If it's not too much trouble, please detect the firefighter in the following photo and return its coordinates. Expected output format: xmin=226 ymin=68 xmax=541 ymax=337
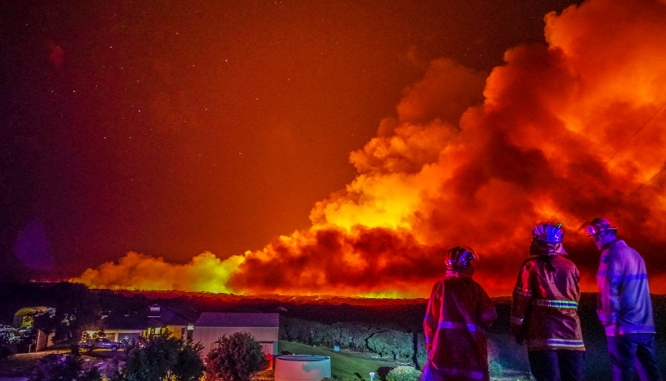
xmin=510 ymin=222 xmax=585 ymax=381
xmin=422 ymin=246 xmax=497 ymax=381
xmin=585 ymin=217 xmax=662 ymax=381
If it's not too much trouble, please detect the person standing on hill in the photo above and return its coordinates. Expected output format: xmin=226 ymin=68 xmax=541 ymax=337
xmin=584 ymin=217 xmax=662 ymax=381
xmin=510 ymin=222 xmax=585 ymax=381
xmin=422 ymin=246 xmax=498 ymax=381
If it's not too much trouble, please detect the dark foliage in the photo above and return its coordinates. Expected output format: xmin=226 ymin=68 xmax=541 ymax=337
xmin=0 ymin=323 xmax=38 ymax=357
xmin=28 ymin=353 xmax=102 ymax=381
xmin=32 ymin=282 xmax=101 ymax=355
xmin=367 ymin=330 xmax=412 ymax=361
xmin=205 ymin=331 xmax=267 ymax=381
xmin=110 ymin=333 xmax=204 ymax=381
xmin=0 ymin=344 xmax=15 ymax=360
xmin=281 ymin=318 xmax=379 ymax=351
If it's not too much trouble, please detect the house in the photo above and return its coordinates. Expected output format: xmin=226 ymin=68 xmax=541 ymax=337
xmin=193 ymin=312 xmax=279 ymax=360
xmin=13 ymin=306 xmax=53 ymax=329
xmin=144 ymin=304 xmax=196 ymax=341
xmin=85 ymin=304 xmax=197 ymax=344
xmin=13 ymin=306 xmax=55 ymax=351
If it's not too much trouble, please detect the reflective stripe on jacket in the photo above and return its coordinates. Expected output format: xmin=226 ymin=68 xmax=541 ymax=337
xmin=597 ymin=240 xmax=655 ymax=336
xmin=510 ymin=255 xmax=585 ymax=352
xmin=424 ymin=275 xmax=498 ymax=381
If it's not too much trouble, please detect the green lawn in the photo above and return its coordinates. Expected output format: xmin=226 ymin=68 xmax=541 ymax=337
xmin=3 ymin=342 xmax=404 ymax=380
xmin=278 ymin=341 xmax=403 ymax=381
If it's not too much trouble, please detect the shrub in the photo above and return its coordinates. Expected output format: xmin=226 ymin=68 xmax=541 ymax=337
xmin=0 ymin=344 xmax=15 ymax=360
xmin=414 ymin=333 xmax=427 ymax=369
xmin=113 ymin=333 xmax=204 ymax=381
xmin=0 ymin=324 xmax=36 ymax=357
xmin=366 ymin=330 xmax=412 ymax=361
xmin=28 ymin=353 xmax=102 ymax=381
xmin=205 ymin=331 xmax=267 ymax=381
xmin=488 ymin=360 xmax=503 ymax=378
xmin=386 ymin=366 xmax=421 ymax=381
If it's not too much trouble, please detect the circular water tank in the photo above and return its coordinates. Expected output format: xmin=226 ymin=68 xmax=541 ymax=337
xmin=274 ymin=354 xmax=331 ymax=381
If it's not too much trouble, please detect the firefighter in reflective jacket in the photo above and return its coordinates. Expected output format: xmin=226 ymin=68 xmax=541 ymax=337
xmin=585 ymin=217 xmax=662 ymax=381
xmin=511 ymin=222 xmax=585 ymax=381
xmin=423 ymin=246 xmax=498 ymax=381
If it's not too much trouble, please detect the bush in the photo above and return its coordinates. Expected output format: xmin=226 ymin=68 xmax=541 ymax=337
xmin=113 ymin=333 xmax=204 ymax=381
xmin=386 ymin=366 xmax=421 ymax=381
xmin=489 ymin=360 xmax=503 ymax=378
xmin=0 ymin=325 xmax=36 ymax=356
xmin=28 ymin=353 xmax=102 ymax=381
xmin=366 ymin=330 xmax=412 ymax=361
xmin=413 ymin=333 xmax=427 ymax=369
xmin=280 ymin=318 xmax=377 ymax=352
xmin=205 ymin=331 xmax=267 ymax=381
xmin=0 ymin=344 xmax=15 ymax=360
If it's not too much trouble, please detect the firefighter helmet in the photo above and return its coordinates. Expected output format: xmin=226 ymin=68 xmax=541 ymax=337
xmin=445 ymin=246 xmax=478 ymax=272
xmin=584 ymin=217 xmax=617 ymax=237
xmin=532 ymin=222 xmax=564 ymax=243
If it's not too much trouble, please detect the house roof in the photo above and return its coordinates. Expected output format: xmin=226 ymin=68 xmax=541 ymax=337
xmin=14 ymin=306 xmax=53 ymax=316
xmin=195 ymin=312 xmax=279 ymax=328
xmin=148 ymin=307 xmax=199 ymax=326
xmin=102 ymin=305 xmax=199 ymax=330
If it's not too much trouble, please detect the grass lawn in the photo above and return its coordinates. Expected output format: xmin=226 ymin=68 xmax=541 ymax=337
xmin=3 ymin=344 xmax=401 ymax=381
xmin=278 ymin=341 xmax=403 ymax=381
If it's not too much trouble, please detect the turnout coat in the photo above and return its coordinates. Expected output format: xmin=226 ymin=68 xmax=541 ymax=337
xmin=596 ymin=239 xmax=655 ymax=336
xmin=423 ymin=273 xmax=497 ymax=381
xmin=510 ymin=254 xmax=585 ymax=352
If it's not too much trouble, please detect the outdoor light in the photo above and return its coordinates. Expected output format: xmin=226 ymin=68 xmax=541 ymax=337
xmin=369 ymin=372 xmax=375 ymax=381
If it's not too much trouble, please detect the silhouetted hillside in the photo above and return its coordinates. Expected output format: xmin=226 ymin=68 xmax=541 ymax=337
xmin=3 ymin=282 xmax=666 ymax=340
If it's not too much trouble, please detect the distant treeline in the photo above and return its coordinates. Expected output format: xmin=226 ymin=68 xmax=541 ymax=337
xmin=280 ymin=316 xmax=427 ymax=366
xmin=3 ymin=283 xmax=666 ymax=357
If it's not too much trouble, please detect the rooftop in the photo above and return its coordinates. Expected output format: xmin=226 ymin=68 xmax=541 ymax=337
xmin=195 ymin=312 xmax=279 ymax=327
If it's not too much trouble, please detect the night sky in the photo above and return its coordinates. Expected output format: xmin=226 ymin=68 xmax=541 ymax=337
xmin=4 ymin=0 xmax=666 ymax=297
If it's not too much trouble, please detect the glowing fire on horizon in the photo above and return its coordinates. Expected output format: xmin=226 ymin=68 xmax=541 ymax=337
xmin=74 ymin=0 xmax=666 ymax=298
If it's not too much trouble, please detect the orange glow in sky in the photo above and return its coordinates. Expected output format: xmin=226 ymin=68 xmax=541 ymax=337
xmin=71 ymin=0 xmax=666 ymax=297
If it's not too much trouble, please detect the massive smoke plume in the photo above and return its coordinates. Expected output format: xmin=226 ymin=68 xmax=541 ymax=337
xmin=74 ymin=0 xmax=666 ymax=297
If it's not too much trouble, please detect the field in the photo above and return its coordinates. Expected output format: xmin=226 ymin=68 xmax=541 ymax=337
xmin=278 ymin=340 xmax=403 ymax=381
xmin=0 ymin=342 xmax=528 ymax=381
xmin=0 ymin=342 xmax=401 ymax=380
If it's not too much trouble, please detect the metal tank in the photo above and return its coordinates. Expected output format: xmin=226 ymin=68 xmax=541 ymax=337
xmin=274 ymin=354 xmax=332 ymax=381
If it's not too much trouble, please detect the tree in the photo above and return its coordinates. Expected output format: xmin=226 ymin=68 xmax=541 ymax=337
xmin=367 ymin=330 xmax=412 ymax=361
xmin=113 ymin=332 xmax=204 ymax=381
xmin=173 ymin=339 xmax=206 ymax=381
xmin=28 ymin=353 xmax=102 ymax=381
xmin=0 ymin=325 xmax=35 ymax=359
xmin=205 ymin=331 xmax=267 ymax=381
xmin=33 ymin=282 xmax=101 ymax=356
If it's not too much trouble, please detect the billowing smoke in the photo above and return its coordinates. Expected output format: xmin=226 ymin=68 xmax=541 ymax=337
xmin=75 ymin=252 xmax=243 ymax=293
xmin=74 ymin=0 xmax=666 ymax=297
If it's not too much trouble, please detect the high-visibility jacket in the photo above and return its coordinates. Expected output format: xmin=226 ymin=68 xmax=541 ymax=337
xmin=510 ymin=255 xmax=585 ymax=352
xmin=597 ymin=239 xmax=655 ymax=336
xmin=423 ymin=273 xmax=497 ymax=381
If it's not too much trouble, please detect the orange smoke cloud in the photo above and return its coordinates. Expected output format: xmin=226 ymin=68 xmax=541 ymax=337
xmin=75 ymin=252 xmax=243 ymax=293
xmin=74 ymin=0 xmax=666 ymax=297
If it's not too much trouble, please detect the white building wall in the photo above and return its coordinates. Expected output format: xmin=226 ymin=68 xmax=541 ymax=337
xmin=193 ymin=326 xmax=279 ymax=356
